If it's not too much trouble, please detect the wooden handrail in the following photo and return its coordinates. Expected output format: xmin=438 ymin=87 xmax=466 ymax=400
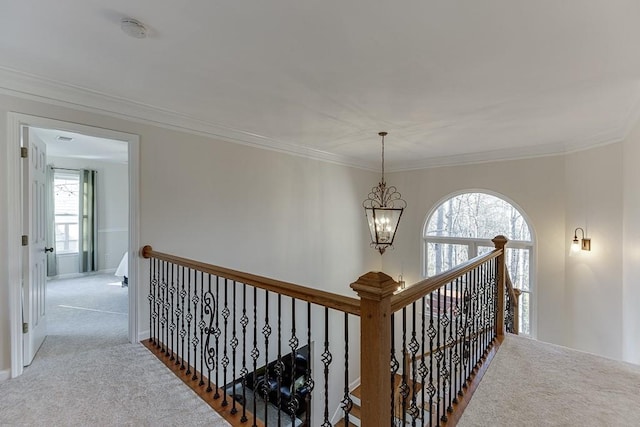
xmin=141 ymin=245 xmax=361 ymax=316
xmin=390 ymin=249 xmax=503 ymax=313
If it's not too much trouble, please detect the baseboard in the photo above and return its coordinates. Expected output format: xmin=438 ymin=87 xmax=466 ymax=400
xmin=48 ymin=270 xmax=117 ymax=280
xmin=0 ymin=369 xmax=10 ymax=382
xmin=138 ymin=329 xmax=150 ymax=342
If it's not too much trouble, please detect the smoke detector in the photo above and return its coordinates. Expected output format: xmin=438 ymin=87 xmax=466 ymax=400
xmin=121 ymin=18 xmax=147 ymax=39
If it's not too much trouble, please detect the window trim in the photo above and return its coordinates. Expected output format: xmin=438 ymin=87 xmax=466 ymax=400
xmin=53 ymin=169 xmax=80 ymax=255
xmin=421 ymin=189 xmax=537 ymax=337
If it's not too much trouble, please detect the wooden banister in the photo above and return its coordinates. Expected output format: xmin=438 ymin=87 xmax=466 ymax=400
xmin=140 ymin=245 xmax=360 ymax=316
xmin=350 ymin=271 xmax=398 ymax=427
xmin=390 ymin=249 xmax=502 ymax=312
xmin=142 ymin=236 xmax=510 ymax=427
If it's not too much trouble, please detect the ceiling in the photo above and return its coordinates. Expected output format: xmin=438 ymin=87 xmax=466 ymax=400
xmin=31 ymin=127 xmax=128 ymax=164
xmin=2 ymin=1 xmax=640 ymax=171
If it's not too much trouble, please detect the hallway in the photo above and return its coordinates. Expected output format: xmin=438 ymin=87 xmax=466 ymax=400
xmin=0 ymin=274 xmax=228 ymax=426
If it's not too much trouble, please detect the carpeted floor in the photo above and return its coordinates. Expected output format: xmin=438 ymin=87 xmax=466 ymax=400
xmin=6 ymin=275 xmax=639 ymax=426
xmin=459 ymin=334 xmax=640 ymax=427
xmin=0 ymin=273 xmax=229 ymax=426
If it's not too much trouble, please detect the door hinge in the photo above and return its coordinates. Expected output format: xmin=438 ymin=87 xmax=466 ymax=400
xmin=23 ymin=323 xmax=29 ymax=334
xmin=21 ymin=235 xmax=28 ymax=246
xmin=20 ymin=147 xmax=28 ymax=158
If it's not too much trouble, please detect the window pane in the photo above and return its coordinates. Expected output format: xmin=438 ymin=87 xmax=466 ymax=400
xmin=426 ymin=243 xmax=469 ymax=276
xmin=519 ymin=291 xmax=531 ymax=335
xmin=507 ymin=248 xmax=530 ymax=291
xmin=478 ymin=246 xmax=493 ymax=256
xmin=425 ymin=193 xmax=531 ymax=241
xmin=53 ymin=170 xmax=80 ymax=254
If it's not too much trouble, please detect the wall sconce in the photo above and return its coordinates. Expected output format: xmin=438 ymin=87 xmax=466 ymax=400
xmin=397 ymin=274 xmax=406 ymax=291
xmin=572 ymin=227 xmax=591 ymax=252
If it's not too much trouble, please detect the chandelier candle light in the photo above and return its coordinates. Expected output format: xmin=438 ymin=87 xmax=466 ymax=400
xmin=363 ymin=132 xmax=407 ymax=255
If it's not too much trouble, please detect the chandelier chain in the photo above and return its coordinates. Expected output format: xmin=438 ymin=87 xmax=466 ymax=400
xmin=379 ymin=131 xmax=387 ymax=183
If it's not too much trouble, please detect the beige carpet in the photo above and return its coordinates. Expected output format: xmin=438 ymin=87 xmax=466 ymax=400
xmin=459 ymin=334 xmax=640 ymax=427
xmin=0 ymin=274 xmax=229 ymax=426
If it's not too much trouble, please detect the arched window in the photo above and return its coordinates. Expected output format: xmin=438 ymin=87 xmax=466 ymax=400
xmin=423 ymin=192 xmax=534 ymax=335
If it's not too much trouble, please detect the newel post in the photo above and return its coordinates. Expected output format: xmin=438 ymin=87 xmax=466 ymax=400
xmin=350 ymin=272 xmax=397 ymax=427
xmin=492 ymin=235 xmax=508 ymax=337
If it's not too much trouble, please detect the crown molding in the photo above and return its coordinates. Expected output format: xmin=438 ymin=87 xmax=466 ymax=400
xmin=1 ymin=66 xmax=637 ymax=173
xmin=391 ymin=125 xmax=630 ymax=172
xmin=0 ymin=66 xmax=377 ymax=171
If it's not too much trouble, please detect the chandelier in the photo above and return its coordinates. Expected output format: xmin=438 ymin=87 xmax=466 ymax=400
xmin=363 ymin=132 xmax=406 ymax=254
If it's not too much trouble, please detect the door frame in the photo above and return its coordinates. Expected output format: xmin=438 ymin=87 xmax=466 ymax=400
xmin=7 ymin=113 xmax=140 ymax=378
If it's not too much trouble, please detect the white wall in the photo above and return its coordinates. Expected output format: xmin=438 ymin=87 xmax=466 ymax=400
xmin=384 ymin=156 xmax=568 ymax=347
xmin=47 ymin=156 xmax=129 ymax=274
xmin=623 ymin=119 xmax=640 ymax=364
xmin=0 ymin=92 xmax=379 ymax=376
xmin=2 ymin=89 xmax=639 ymax=378
xmin=564 ymin=144 xmax=624 ymax=359
xmin=385 ymin=142 xmax=640 ymax=362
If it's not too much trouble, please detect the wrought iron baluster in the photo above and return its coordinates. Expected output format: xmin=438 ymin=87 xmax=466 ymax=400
xmin=390 ymin=313 xmax=399 ymax=427
xmin=288 ymin=298 xmax=299 ymax=424
xmin=276 ymin=294 xmax=283 ymax=425
xmin=251 ymin=286 xmax=259 ymax=427
xmin=438 ymin=284 xmax=451 ymax=422
xmin=198 ymin=271 xmax=205 ymax=385
xmin=147 ymin=258 xmax=157 ymax=344
xmin=427 ymin=292 xmax=436 ymax=427
xmin=479 ymin=264 xmax=485 ymax=359
xmin=240 ymin=283 xmax=249 ymax=423
xmin=484 ymin=263 xmax=491 ymax=352
xmin=321 ymin=307 xmax=332 ymax=427
xmin=462 ymin=272 xmax=471 ymax=388
xmin=446 ymin=280 xmax=454 ymax=414
xmin=180 ymin=266 xmax=187 ymax=370
xmin=341 ymin=313 xmax=352 ymax=426
xmin=169 ymin=263 xmax=176 ymax=361
xmin=262 ymin=291 xmax=271 ymax=426
xmin=221 ymin=278 xmax=230 ymax=405
xmin=455 ymin=276 xmax=464 ymax=402
xmin=190 ymin=270 xmax=200 ymax=381
xmin=400 ymin=307 xmax=408 ymax=425
xmin=230 ymin=280 xmax=239 ymax=415
xmin=160 ymin=260 xmax=167 ymax=354
xmin=408 ymin=302 xmax=420 ymax=425
xmin=186 ymin=268 xmax=193 ymax=376
xmin=483 ymin=263 xmax=490 ymax=357
xmin=419 ymin=296 xmax=428 ymax=425
xmin=435 ymin=288 xmax=446 ymax=421
xmin=214 ymin=277 xmax=221 ymax=399
xmin=472 ymin=269 xmax=482 ymax=372
xmin=304 ymin=301 xmax=313 ymax=427
xmin=204 ymin=274 xmax=215 ymax=393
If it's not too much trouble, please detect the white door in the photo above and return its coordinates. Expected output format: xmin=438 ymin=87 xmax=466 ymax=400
xmin=22 ymin=126 xmax=48 ymax=365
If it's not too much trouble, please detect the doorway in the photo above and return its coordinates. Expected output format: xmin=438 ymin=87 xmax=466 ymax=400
xmin=7 ymin=113 xmax=140 ymax=377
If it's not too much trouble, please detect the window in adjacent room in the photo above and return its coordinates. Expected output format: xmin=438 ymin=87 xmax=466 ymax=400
xmin=423 ymin=191 xmax=534 ymax=336
xmin=53 ymin=170 xmax=80 ymax=254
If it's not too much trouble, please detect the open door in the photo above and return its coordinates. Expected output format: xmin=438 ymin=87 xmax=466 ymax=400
xmin=22 ymin=125 xmax=48 ymax=365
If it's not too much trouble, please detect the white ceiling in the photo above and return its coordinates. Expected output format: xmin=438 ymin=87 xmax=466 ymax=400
xmin=31 ymin=127 xmax=128 ymax=164
xmin=2 ymin=1 xmax=640 ymax=171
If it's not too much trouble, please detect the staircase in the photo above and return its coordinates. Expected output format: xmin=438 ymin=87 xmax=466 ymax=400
xmin=335 ymin=374 xmax=424 ymax=426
